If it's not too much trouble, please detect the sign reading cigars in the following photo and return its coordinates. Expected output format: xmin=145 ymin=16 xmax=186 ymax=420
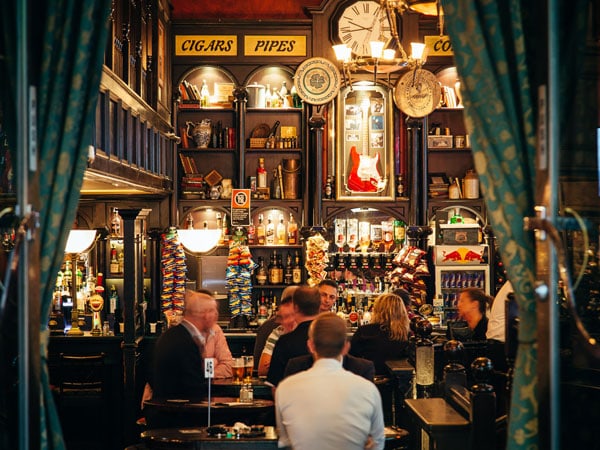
xmin=175 ymin=35 xmax=306 ymax=57
xmin=175 ymin=35 xmax=237 ymax=56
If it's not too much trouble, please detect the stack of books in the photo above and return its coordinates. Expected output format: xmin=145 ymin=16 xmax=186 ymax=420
xmin=429 ymin=175 xmax=450 ymax=198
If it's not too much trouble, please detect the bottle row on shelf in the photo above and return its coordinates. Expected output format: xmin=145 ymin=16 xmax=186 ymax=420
xmin=332 ymin=217 xmax=406 ymax=253
xmin=254 ymin=250 xmax=303 ymax=286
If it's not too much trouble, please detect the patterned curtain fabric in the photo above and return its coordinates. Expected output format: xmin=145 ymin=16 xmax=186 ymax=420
xmin=35 ymin=1 xmax=111 ymax=448
xmin=441 ymin=0 xmax=538 ymax=447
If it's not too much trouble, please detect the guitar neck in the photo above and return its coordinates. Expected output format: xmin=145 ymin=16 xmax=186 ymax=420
xmin=362 ymin=106 xmax=369 ymax=156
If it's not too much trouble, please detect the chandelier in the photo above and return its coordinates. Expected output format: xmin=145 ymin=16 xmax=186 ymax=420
xmin=332 ymin=0 xmax=442 ymax=86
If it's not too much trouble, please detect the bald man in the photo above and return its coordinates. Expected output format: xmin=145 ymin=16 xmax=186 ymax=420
xmin=185 ymin=289 xmax=233 ymax=378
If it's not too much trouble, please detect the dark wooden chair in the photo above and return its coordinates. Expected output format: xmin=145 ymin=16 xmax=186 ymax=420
xmin=55 ymin=353 xmax=108 ymax=450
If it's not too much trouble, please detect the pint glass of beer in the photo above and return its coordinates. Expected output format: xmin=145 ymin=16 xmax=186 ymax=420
xmin=233 ymin=358 xmax=245 ymax=383
xmin=243 ymin=356 xmax=254 ymax=382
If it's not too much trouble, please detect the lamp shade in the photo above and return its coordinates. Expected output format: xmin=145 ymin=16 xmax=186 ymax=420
xmin=177 ymin=229 xmax=221 ymax=254
xmin=64 ymin=230 xmax=97 ymax=254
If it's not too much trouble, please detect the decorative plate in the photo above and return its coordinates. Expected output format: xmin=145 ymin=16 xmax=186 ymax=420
xmin=394 ymin=69 xmax=442 ymax=118
xmin=293 ymin=57 xmax=341 ymax=105
xmin=204 ymin=169 xmax=223 ymax=187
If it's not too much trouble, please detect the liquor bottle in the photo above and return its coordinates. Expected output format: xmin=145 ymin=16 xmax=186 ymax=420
xmin=109 ymin=285 xmax=119 ymax=314
xmin=110 ymin=245 xmax=119 ymax=273
xmin=393 ymin=219 xmax=406 ymax=249
xmin=292 ymin=251 xmax=302 ymax=284
xmin=255 ymin=256 xmax=268 ymax=286
xmin=257 ymin=158 xmax=267 ymax=188
xmin=118 ymin=250 xmax=124 ymax=273
xmin=110 ymin=207 xmax=121 ymax=237
xmin=200 ymin=79 xmax=210 ymax=107
xmin=287 ymin=213 xmax=298 ymax=245
xmin=276 ymin=252 xmax=284 ymax=285
xmin=257 ymin=296 xmax=268 ymax=325
xmin=265 ymin=84 xmax=272 ymax=108
xmin=346 ymin=218 xmax=358 ymax=253
xmin=266 ymin=214 xmax=275 ymax=245
xmin=277 ymin=214 xmax=286 ymax=245
xmin=284 ymin=252 xmax=293 ymax=285
xmin=222 ymin=214 xmax=230 ymax=245
xmin=271 ymin=169 xmax=281 ymax=199
xmin=256 ymin=214 xmax=266 ymax=245
xmin=268 ymin=251 xmax=278 ymax=284
xmin=247 ymin=218 xmax=256 ymax=245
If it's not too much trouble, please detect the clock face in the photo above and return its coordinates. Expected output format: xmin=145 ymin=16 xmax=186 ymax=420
xmin=337 ymin=0 xmax=392 ymax=57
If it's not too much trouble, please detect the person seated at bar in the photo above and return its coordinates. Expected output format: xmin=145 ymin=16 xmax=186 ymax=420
xmin=318 ymin=279 xmax=338 ymax=313
xmin=257 ymin=287 xmax=298 ymax=377
xmin=349 ymin=291 xmax=411 ymax=376
xmin=283 ymin=349 xmax=375 ymax=382
xmin=266 ymin=286 xmax=321 ymax=388
xmin=142 ymin=289 xmax=233 ymax=404
xmin=150 ymin=291 xmax=209 ymax=400
xmin=275 ymin=312 xmax=385 ymax=450
xmin=447 ymin=287 xmax=492 ymax=341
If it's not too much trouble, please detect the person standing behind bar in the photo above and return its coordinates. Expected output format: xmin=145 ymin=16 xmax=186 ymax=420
xmin=276 ymin=312 xmax=385 ymax=450
xmin=266 ymin=286 xmax=321 ymax=388
xmin=448 ymin=287 xmax=491 ymax=341
xmin=318 ymin=279 xmax=338 ymax=313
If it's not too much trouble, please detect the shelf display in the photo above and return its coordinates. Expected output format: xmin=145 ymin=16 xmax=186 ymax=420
xmin=336 ymin=84 xmax=395 ymax=200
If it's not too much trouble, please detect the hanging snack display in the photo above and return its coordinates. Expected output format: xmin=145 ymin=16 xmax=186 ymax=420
xmin=304 ymin=233 xmax=329 ymax=286
xmin=388 ymin=245 xmax=431 ymax=305
xmin=226 ymin=243 xmax=258 ymax=318
xmin=160 ymin=228 xmax=188 ymax=316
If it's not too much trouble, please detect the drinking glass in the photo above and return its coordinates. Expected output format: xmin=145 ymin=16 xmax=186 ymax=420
xmin=382 ymin=220 xmax=394 ymax=253
xmin=334 ymin=218 xmax=346 ymax=252
xmin=358 ymin=221 xmax=370 ymax=253
xmin=233 ymin=357 xmax=245 ymax=383
xmin=346 ymin=219 xmax=358 ymax=253
xmin=243 ymin=355 xmax=254 ymax=382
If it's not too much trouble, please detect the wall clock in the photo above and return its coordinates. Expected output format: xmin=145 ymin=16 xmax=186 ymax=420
xmin=330 ymin=0 xmax=392 ymax=57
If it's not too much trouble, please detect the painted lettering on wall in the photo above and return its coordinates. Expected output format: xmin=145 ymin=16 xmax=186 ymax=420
xmin=244 ymin=36 xmax=306 ymax=56
xmin=424 ymin=35 xmax=453 ymax=56
xmin=175 ymin=35 xmax=237 ymax=56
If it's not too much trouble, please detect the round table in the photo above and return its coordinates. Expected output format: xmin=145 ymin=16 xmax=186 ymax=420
xmin=143 ymin=397 xmax=275 ymax=429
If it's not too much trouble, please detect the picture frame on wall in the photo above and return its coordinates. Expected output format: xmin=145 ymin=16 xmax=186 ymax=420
xmin=335 ymin=84 xmax=395 ymax=201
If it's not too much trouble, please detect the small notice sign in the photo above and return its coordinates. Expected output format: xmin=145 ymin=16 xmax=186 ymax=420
xmin=231 ymin=189 xmax=251 ymax=226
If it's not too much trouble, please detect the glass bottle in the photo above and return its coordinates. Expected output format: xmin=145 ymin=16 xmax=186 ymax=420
xmin=110 ymin=208 xmax=121 ymax=237
xmin=287 ymin=213 xmax=298 ymax=245
xmin=284 ymin=252 xmax=293 ymax=285
xmin=393 ymin=219 xmax=406 ymax=249
xmin=276 ymin=253 xmax=284 ymax=284
xmin=266 ymin=214 xmax=275 ymax=245
xmin=268 ymin=251 xmax=278 ymax=284
xmin=110 ymin=245 xmax=119 ymax=274
xmin=271 ymin=169 xmax=281 ymax=199
xmin=255 ymin=256 xmax=268 ymax=286
xmin=200 ymin=79 xmax=210 ymax=107
xmin=109 ymin=285 xmax=119 ymax=314
xmin=358 ymin=221 xmax=371 ymax=253
xmin=334 ymin=218 xmax=346 ymax=252
xmin=292 ymin=251 xmax=302 ymax=284
xmin=247 ymin=218 xmax=256 ymax=245
xmin=256 ymin=214 xmax=266 ymax=245
xmin=370 ymin=224 xmax=383 ymax=252
xmin=277 ymin=214 xmax=286 ymax=245
xmin=346 ymin=218 xmax=358 ymax=253
xmin=257 ymin=158 xmax=267 ymax=188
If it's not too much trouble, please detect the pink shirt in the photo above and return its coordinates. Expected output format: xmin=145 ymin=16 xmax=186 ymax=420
xmin=199 ymin=324 xmax=233 ymax=378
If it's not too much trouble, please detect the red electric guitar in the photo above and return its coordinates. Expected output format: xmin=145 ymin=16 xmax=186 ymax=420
xmin=347 ymin=105 xmax=382 ymax=192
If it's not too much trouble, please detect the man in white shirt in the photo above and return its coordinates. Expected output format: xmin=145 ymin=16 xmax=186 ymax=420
xmin=487 ymin=281 xmax=512 ymax=342
xmin=275 ymin=312 xmax=385 ymax=450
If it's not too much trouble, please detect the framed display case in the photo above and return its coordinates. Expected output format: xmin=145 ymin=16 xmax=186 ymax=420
xmin=336 ymin=84 xmax=395 ymax=201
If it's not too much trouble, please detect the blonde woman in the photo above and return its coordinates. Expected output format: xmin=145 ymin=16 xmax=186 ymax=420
xmin=349 ymin=291 xmax=411 ymax=375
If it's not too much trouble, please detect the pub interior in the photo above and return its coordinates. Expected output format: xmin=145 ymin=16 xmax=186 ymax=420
xmin=0 ymin=0 xmax=599 ymax=449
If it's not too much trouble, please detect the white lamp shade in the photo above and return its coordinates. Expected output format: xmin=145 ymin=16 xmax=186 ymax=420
xmin=64 ymin=230 xmax=97 ymax=254
xmin=370 ymin=40 xmax=385 ymax=59
xmin=333 ymin=44 xmax=351 ymax=62
xmin=410 ymin=42 xmax=426 ymax=61
xmin=178 ymin=229 xmax=221 ymax=254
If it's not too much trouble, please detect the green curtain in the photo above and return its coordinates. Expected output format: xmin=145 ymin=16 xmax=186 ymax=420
xmin=441 ymin=0 xmax=538 ymax=447
xmin=35 ymin=1 xmax=111 ymax=448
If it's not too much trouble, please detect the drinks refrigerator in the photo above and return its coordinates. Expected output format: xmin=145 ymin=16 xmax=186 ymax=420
xmin=433 ymin=244 xmax=490 ymax=322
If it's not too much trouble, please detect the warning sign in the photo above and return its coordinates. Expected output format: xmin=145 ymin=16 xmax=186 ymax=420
xmin=231 ymin=189 xmax=251 ymax=226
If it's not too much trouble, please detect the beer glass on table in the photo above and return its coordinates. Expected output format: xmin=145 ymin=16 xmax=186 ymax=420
xmin=233 ymin=357 xmax=245 ymax=383
xmin=243 ymin=355 xmax=254 ymax=382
